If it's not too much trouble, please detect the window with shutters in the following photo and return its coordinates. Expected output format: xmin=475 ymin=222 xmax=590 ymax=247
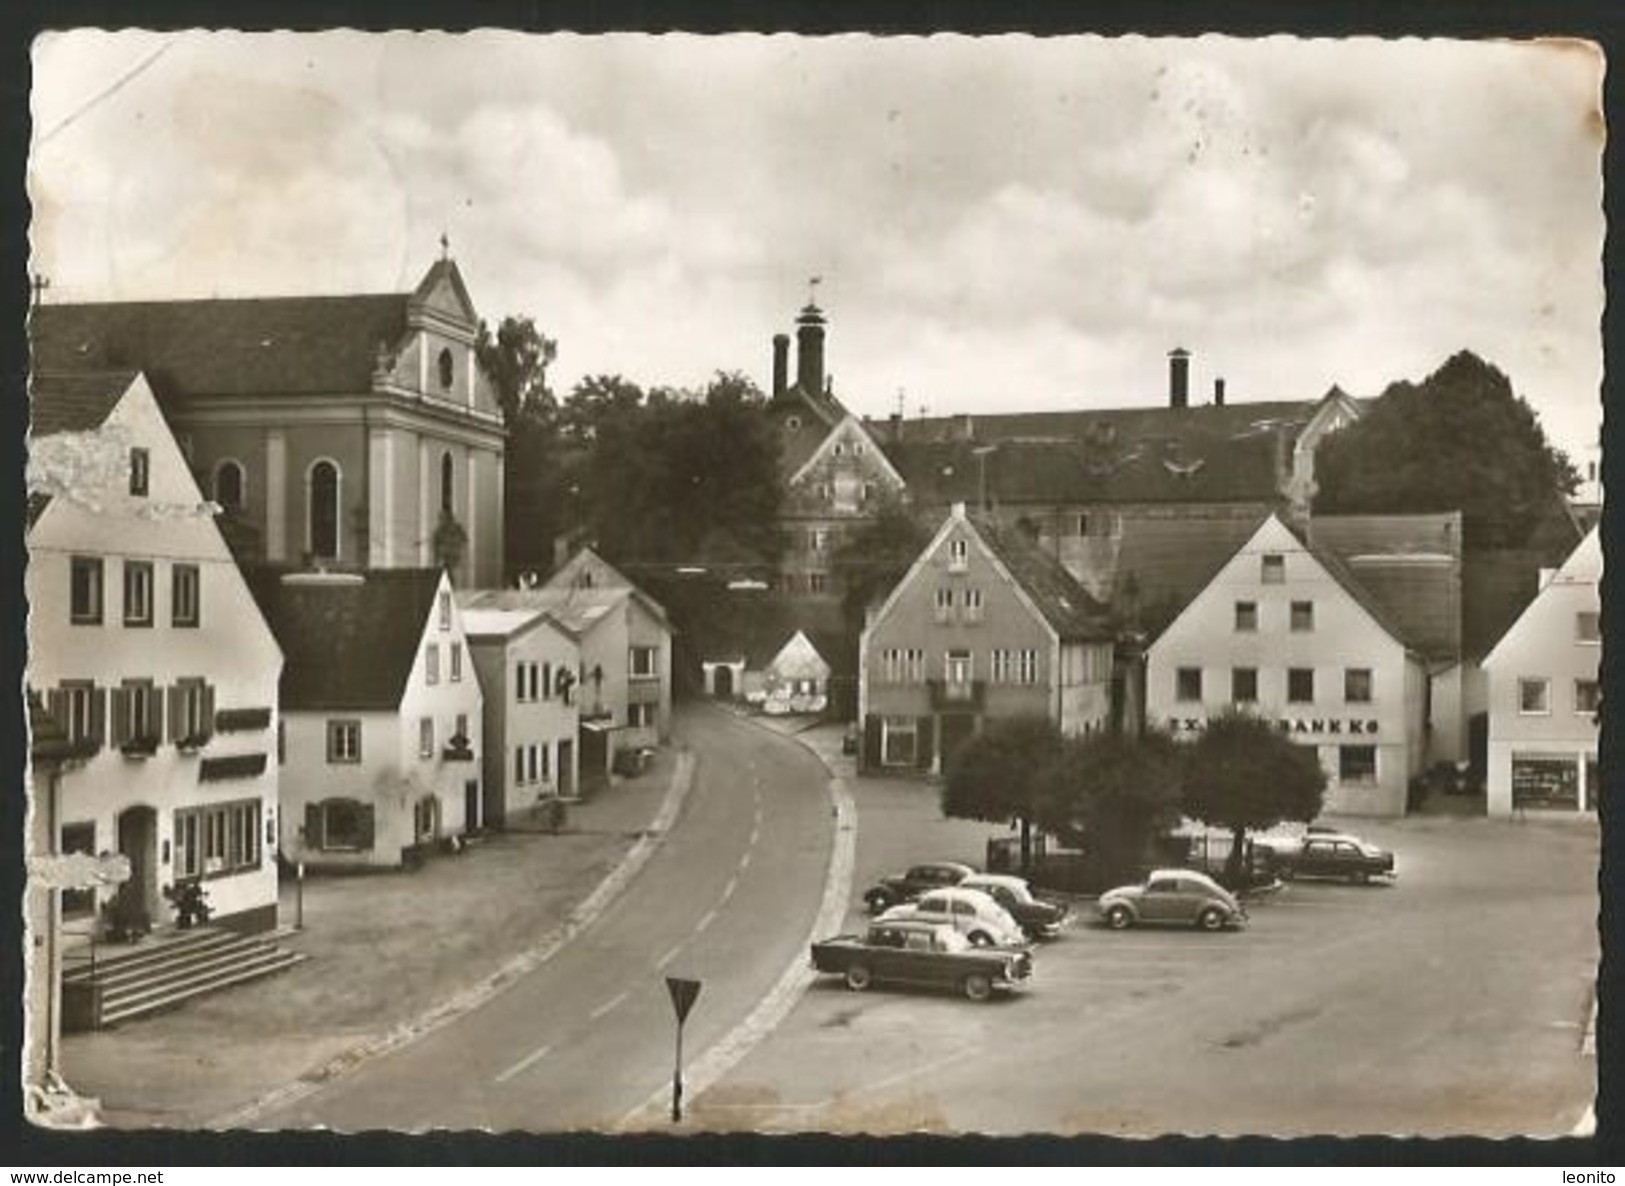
xmin=172 ymin=564 xmax=201 ymax=627
xmin=70 ymin=557 xmax=104 ymax=625
xmin=308 ymin=798 xmax=374 ymax=852
xmin=170 ymin=678 xmax=214 ymax=747
xmin=112 ymin=679 xmax=160 ymax=747
xmin=57 ymin=681 xmax=103 ymax=746
xmin=123 ymin=560 xmax=154 ymax=627
xmin=175 ymin=798 xmax=261 ymax=877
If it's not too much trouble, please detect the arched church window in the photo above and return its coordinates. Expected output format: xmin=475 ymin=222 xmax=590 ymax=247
xmin=309 ymin=460 xmax=340 ymax=560
xmin=215 ymin=459 xmax=245 ymax=511
xmin=438 ymin=348 xmax=454 ymax=391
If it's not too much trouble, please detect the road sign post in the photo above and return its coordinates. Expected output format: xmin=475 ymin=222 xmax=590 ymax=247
xmin=664 ymin=976 xmax=701 ymax=1123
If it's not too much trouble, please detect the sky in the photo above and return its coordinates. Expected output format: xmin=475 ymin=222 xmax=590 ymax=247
xmin=28 ymin=31 xmax=1606 ymax=458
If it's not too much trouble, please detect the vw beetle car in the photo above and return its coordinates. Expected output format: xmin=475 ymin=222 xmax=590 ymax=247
xmin=879 ymin=886 xmax=1027 ymax=947
xmin=1096 ymin=869 xmax=1247 ymax=931
xmin=959 ymin=873 xmax=1070 ymax=939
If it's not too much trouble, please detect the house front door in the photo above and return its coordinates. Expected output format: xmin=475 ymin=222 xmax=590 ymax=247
xmin=115 ymin=805 xmax=158 ymax=930
xmin=714 ymin=665 xmax=734 ymax=698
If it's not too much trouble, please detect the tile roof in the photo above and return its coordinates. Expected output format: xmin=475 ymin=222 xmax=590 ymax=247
xmin=1109 ymin=513 xmax=1272 ymax=636
xmin=1306 ymin=514 xmax=1463 ymax=662
xmin=248 ymin=568 xmax=442 ymax=711
xmin=30 ymin=295 xmax=409 ymax=401
xmin=460 ymin=585 xmax=635 ymax=636
xmin=457 ymin=604 xmax=565 ymax=641
xmin=879 ymin=398 xmax=1330 ymax=507
xmin=28 ymin=369 xmax=142 ymax=435
xmin=967 ymin=512 xmax=1115 ymax=642
xmin=1461 ymin=548 xmax=1560 ymax=660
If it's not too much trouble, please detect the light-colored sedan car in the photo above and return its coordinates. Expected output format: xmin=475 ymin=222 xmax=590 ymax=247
xmin=1096 ymin=869 xmax=1247 ymax=932
xmin=879 ymin=886 xmax=1027 ymax=948
xmin=959 ymin=873 xmax=1071 ymax=939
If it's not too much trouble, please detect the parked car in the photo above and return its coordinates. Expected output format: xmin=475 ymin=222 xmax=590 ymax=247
xmin=1262 ymin=832 xmax=1396 ymax=884
xmin=879 ymin=886 xmax=1027 ymax=948
xmin=959 ymin=873 xmax=1070 ymax=939
xmin=1096 ymin=869 xmax=1247 ymax=931
xmin=810 ymin=919 xmax=1033 ymax=1001
xmin=862 ymin=860 xmax=975 ymax=914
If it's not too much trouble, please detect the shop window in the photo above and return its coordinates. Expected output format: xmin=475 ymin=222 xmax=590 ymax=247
xmin=1287 ymin=667 xmax=1315 ymax=704
xmin=1518 ymin=678 xmax=1551 ymax=715
xmin=1338 ymin=745 xmax=1378 ymax=783
xmin=70 ymin=557 xmax=103 ymax=625
xmin=1176 ymin=667 xmax=1202 ymax=702
xmin=1234 ymin=601 xmax=1257 ymax=632
xmin=882 ymin=716 xmax=918 ymax=766
xmin=1344 ymin=668 xmax=1373 ymax=704
xmin=327 ymin=719 xmax=362 ymax=763
xmin=123 ymin=560 xmax=154 ymax=627
xmin=1290 ymin=601 xmax=1315 ymax=632
xmin=1231 ymin=667 xmax=1258 ymax=704
xmin=311 ymin=798 xmax=374 ymax=851
xmin=175 ymin=799 xmax=261 ymax=877
xmin=1261 ymin=553 xmax=1285 ymax=584
xmin=172 ymin=564 xmax=201 ymax=627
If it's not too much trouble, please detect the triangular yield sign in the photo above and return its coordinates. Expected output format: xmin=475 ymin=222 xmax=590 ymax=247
xmin=665 ymin=976 xmax=701 ymax=1023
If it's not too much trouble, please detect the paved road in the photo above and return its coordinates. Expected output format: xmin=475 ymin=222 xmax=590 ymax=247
xmin=690 ymin=777 xmax=1599 ymax=1138
xmin=255 ymin=705 xmax=835 ymax=1132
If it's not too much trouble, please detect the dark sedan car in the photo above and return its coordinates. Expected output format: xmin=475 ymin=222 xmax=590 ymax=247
xmin=862 ymin=860 xmax=975 ymax=913
xmin=811 ymin=920 xmax=1033 ymax=1001
xmin=959 ymin=873 xmax=1070 ymax=939
xmin=1269 ymin=832 xmax=1396 ymax=884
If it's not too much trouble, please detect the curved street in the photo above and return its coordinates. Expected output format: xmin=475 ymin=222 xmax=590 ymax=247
xmin=251 ymin=704 xmax=836 ymax=1132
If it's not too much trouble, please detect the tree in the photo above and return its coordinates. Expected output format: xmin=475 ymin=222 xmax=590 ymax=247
xmin=477 ymin=316 xmax=563 ymax=580
xmin=831 ymin=495 xmax=932 ymax=633
xmin=1313 ymin=351 xmax=1579 ymax=549
xmin=941 ymin=714 xmax=1063 ymax=873
xmin=1181 ymin=711 xmax=1327 ymax=883
xmin=1035 ymin=728 xmax=1185 ymax=887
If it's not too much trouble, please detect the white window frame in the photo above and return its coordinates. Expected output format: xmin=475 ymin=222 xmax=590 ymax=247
xmin=123 ymin=560 xmax=154 ymax=627
xmin=450 ymin=641 xmax=463 ymax=683
xmin=327 ymin=719 xmax=362 ymax=764
xmin=1575 ymin=678 xmax=1601 ymax=715
xmin=425 ymin=643 xmax=440 ymax=686
xmin=419 ymin=716 xmax=435 ymax=759
xmin=1176 ymin=667 xmax=1202 ymax=703
xmin=1518 ymin=677 xmax=1552 ymax=716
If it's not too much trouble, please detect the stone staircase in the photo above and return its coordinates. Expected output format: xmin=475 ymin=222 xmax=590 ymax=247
xmin=62 ymin=926 xmax=305 ymax=1031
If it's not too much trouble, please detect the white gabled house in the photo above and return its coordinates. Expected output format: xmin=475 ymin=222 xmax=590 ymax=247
xmin=459 ymin=599 xmax=582 ymax=823
xmin=253 ymin=568 xmax=484 ymax=867
xmin=1481 ymin=527 xmax=1601 ymax=817
xmin=27 ymin=370 xmax=285 ymax=937
xmin=1145 ymin=514 xmax=1428 ymax=817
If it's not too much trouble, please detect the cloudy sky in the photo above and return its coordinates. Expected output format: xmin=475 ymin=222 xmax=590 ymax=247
xmin=29 ymin=31 xmax=1604 ymax=456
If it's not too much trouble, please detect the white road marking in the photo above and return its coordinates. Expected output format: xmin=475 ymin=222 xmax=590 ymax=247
xmin=589 ymin=990 xmax=630 ymax=1021
xmin=493 ymin=1042 xmax=553 ymax=1084
xmin=749 ymin=824 xmax=761 ymax=846
xmin=655 ymin=944 xmax=684 ymax=971
xmin=738 ymin=851 xmax=752 ymax=872
xmin=695 ymin=907 xmax=719 ymax=934
xmin=721 ymin=874 xmax=738 ymax=903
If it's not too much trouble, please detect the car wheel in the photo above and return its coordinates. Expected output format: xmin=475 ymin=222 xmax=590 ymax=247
xmin=1197 ymin=906 xmax=1226 ymax=932
xmin=962 ymin=972 xmax=993 ymax=1002
xmin=845 ymin=964 xmax=872 ymax=992
xmin=865 ymin=892 xmax=890 ymax=914
xmin=967 ymin=930 xmax=994 ymax=948
xmin=1105 ymin=904 xmax=1133 ymax=930
xmin=1353 ymin=870 xmax=1370 ymax=886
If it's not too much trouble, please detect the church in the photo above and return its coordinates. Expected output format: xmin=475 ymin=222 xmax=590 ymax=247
xmin=30 ymin=254 xmax=507 ymax=587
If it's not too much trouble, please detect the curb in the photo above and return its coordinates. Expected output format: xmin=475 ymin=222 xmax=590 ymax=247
xmin=619 ymin=717 xmax=857 ymax=1130
xmin=207 ymin=749 xmax=698 ymax=1130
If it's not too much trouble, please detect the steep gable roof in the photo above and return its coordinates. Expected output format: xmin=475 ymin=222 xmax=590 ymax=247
xmin=31 ymin=294 xmax=408 ymax=401
xmin=28 ymin=368 xmax=143 ymax=436
xmin=1306 ymin=513 xmax=1463 ymax=663
xmin=409 ymin=257 xmax=477 ymax=324
xmin=787 ymin=414 xmax=907 ymax=492
xmin=1482 ymin=527 xmax=1601 ymax=669
xmin=249 ymin=568 xmax=443 ymax=711
xmin=1111 ymin=513 xmax=1273 ymax=636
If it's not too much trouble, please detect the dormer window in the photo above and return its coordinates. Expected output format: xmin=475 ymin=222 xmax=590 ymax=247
xmin=129 ymin=448 xmax=149 ymax=497
xmin=437 ymin=348 xmax=454 ymax=391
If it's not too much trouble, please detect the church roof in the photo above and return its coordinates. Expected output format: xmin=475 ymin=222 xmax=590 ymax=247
xmin=248 ymin=568 xmax=443 ymax=711
xmin=30 ymin=293 xmax=410 ymax=401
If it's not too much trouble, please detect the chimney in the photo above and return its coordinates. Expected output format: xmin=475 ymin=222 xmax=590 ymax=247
xmin=1168 ymin=348 xmax=1190 ymax=409
xmin=1213 ymin=377 xmax=1226 ymax=406
xmin=772 ymin=333 xmax=789 ymax=398
xmin=796 ymin=304 xmax=826 ymax=397
xmin=889 ymin=412 xmax=903 ymax=442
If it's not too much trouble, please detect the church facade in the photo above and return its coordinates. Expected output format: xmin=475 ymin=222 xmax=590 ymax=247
xmin=30 ymin=257 xmax=506 ymax=587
